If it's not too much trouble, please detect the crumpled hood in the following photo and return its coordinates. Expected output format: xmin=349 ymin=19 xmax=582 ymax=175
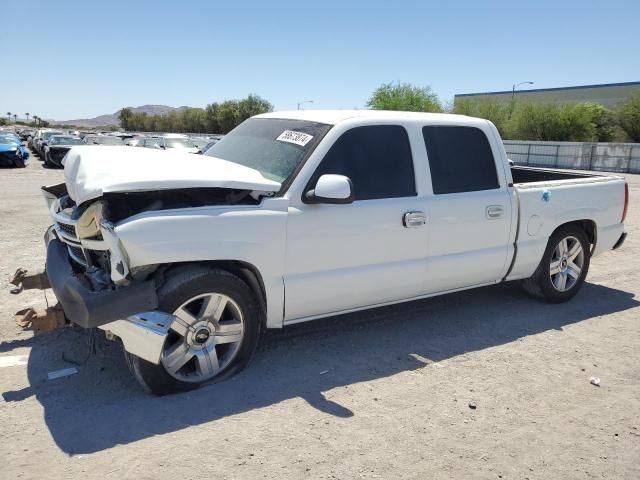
xmin=62 ymin=146 xmax=281 ymax=204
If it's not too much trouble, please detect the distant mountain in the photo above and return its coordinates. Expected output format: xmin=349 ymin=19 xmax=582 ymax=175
xmin=55 ymin=105 xmax=191 ymax=127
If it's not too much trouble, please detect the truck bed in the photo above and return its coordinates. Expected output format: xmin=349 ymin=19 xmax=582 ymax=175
xmin=511 ymin=165 xmax=600 ymax=184
xmin=507 ymin=166 xmax=626 ymax=282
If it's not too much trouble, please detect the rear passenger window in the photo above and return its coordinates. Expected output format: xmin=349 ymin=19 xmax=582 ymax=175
xmin=308 ymin=125 xmax=416 ymax=201
xmin=422 ymin=126 xmax=499 ymax=194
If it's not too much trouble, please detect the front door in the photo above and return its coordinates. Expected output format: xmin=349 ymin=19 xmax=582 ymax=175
xmin=284 ymin=125 xmax=429 ymax=322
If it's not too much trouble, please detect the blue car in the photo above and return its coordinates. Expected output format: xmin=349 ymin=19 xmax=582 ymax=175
xmin=0 ymin=132 xmax=30 ymax=168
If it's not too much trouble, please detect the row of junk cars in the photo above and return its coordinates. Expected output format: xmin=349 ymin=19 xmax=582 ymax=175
xmin=0 ymin=125 xmax=223 ymax=169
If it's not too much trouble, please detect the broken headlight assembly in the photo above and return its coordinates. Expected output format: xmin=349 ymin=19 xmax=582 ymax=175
xmin=76 ymin=201 xmax=103 ymax=239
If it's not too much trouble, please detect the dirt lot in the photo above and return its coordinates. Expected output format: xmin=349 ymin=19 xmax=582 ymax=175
xmin=0 ymin=155 xmax=639 ymax=480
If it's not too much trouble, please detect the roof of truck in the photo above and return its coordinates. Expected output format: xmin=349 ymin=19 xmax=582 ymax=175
xmin=255 ymin=109 xmax=475 ymax=125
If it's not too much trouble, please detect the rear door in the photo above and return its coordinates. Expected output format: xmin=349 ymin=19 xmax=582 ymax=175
xmin=421 ymin=125 xmax=513 ymax=291
xmin=284 ymin=125 xmax=429 ymax=321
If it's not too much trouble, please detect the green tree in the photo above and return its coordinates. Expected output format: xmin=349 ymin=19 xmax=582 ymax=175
xmin=118 ymin=94 xmax=272 ymax=133
xmin=575 ymin=103 xmax=616 ymax=142
xmin=217 ymin=100 xmax=240 ymax=133
xmin=367 ymin=82 xmax=443 ymax=112
xmin=560 ymin=104 xmax=597 ymax=141
xmin=453 ymin=98 xmax=511 ymax=136
xmin=205 ymin=103 xmax=221 ymax=133
xmin=118 ymin=108 xmax=134 ymax=130
xmin=237 ymin=94 xmax=273 ymax=122
xmin=509 ymin=103 xmax=596 ymax=141
xmin=618 ymin=94 xmax=640 ymax=142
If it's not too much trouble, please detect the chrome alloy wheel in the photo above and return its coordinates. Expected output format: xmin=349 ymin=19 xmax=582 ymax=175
xmin=161 ymin=293 xmax=244 ymax=383
xmin=549 ymin=235 xmax=584 ymax=292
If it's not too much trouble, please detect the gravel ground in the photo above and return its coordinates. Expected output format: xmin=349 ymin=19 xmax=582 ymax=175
xmin=0 ymin=153 xmax=639 ymax=480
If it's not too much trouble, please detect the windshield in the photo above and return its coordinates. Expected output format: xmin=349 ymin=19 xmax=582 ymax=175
xmin=42 ymin=131 xmax=63 ymax=140
xmin=50 ymin=136 xmax=83 ymax=145
xmin=204 ymin=118 xmax=331 ymax=183
xmin=86 ymin=136 xmax=124 ymax=145
xmin=165 ymin=137 xmax=195 ymax=149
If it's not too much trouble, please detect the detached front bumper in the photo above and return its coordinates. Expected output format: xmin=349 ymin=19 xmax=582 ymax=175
xmin=45 ymin=236 xmax=158 ymax=329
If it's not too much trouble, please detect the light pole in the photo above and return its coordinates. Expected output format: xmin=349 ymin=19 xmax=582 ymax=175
xmin=297 ymin=100 xmax=314 ymax=110
xmin=510 ymin=81 xmax=534 ymax=117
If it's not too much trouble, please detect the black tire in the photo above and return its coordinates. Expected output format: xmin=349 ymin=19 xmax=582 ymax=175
xmin=14 ymin=157 xmax=26 ymax=168
xmin=43 ymin=153 xmax=56 ymax=168
xmin=522 ymin=224 xmax=591 ymax=303
xmin=125 ymin=266 xmax=263 ymax=395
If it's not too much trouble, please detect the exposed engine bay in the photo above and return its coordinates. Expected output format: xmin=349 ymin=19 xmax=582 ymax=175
xmin=43 ymin=182 xmax=262 ymax=291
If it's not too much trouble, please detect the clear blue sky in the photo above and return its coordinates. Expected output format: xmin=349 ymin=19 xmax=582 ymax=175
xmin=3 ymin=0 xmax=639 ymax=120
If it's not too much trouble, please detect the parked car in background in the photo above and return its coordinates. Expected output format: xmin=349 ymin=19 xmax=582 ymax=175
xmin=43 ymin=135 xmax=83 ymax=168
xmin=29 ymin=129 xmax=45 ymax=151
xmin=189 ymin=137 xmax=212 ymax=151
xmin=196 ymin=139 xmax=221 ymax=154
xmin=113 ymin=133 xmax=136 ymax=142
xmin=82 ymin=135 xmax=125 ymax=146
xmin=142 ymin=134 xmax=199 ymax=153
xmin=0 ymin=133 xmax=30 ymax=168
xmin=19 ymin=129 xmax=35 ymax=141
xmin=35 ymin=130 xmax=64 ymax=157
xmin=124 ymin=136 xmax=145 ymax=147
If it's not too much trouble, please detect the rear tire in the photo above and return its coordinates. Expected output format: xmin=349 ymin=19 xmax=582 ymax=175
xmin=125 ymin=266 xmax=263 ymax=395
xmin=522 ymin=224 xmax=591 ymax=303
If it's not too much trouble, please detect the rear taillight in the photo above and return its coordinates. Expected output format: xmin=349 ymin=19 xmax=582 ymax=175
xmin=622 ymin=182 xmax=629 ymax=223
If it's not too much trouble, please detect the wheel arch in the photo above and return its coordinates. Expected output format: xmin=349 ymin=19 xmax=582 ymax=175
xmin=551 ymin=219 xmax=597 ymax=253
xmin=154 ymin=260 xmax=268 ymax=325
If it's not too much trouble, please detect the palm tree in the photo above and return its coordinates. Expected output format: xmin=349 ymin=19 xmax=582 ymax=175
xmin=13 ymin=114 xmax=17 ymax=123
xmin=25 ymin=112 xmax=30 ymax=123
xmin=33 ymin=115 xmax=39 ymax=126
xmin=6 ymin=111 xmax=11 ymax=122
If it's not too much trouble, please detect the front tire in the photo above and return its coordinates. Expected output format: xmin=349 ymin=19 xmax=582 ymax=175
xmin=125 ymin=266 xmax=263 ymax=395
xmin=522 ymin=224 xmax=591 ymax=303
xmin=43 ymin=152 xmax=54 ymax=168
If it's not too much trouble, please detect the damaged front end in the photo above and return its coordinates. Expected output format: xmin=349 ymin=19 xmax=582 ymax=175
xmin=41 ymin=183 xmax=165 ymax=361
xmin=43 ymin=182 xmax=158 ymax=328
xmin=38 ymin=181 xmax=271 ymax=364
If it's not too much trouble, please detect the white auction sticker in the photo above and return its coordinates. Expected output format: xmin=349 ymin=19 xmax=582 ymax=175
xmin=276 ymin=130 xmax=313 ymax=146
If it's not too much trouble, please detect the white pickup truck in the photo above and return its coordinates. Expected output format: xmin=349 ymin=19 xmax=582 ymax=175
xmin=42 ymin=110 xmax=629 ymax=395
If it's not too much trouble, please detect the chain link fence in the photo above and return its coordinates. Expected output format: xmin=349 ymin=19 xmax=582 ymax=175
xmin=504 ymin=140 xmax=640 ymax=174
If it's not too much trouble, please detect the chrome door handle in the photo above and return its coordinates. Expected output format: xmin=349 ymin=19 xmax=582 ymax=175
xmin=403 ymin=211 xmax=426 ymax=228
xmin=486 ymin=205 xmax=504 ymax=219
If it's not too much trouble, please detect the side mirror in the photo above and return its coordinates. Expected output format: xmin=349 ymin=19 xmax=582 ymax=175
xmin=305 ymin=174 xmax=354 ymax=204
xmin=508 ymin=159 xmax=515 ymax=167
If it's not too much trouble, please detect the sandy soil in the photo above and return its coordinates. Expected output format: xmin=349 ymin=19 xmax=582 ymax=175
xmin=0 ymin=154 xmax=638 ymax=479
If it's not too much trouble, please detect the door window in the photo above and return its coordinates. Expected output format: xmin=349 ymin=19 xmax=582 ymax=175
xmin=307 ymin=125 xmax=416 ymax=201
xmin=422 ymin=126 xmax=499 ymax=194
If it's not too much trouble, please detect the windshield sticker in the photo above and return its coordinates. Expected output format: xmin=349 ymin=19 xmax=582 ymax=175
xmin=276 ymin=130 xmax=313 ymax=147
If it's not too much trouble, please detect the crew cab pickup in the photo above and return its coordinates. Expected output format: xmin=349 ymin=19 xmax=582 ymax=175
xmin=42 ymin=110 xmax=629 ymax=394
